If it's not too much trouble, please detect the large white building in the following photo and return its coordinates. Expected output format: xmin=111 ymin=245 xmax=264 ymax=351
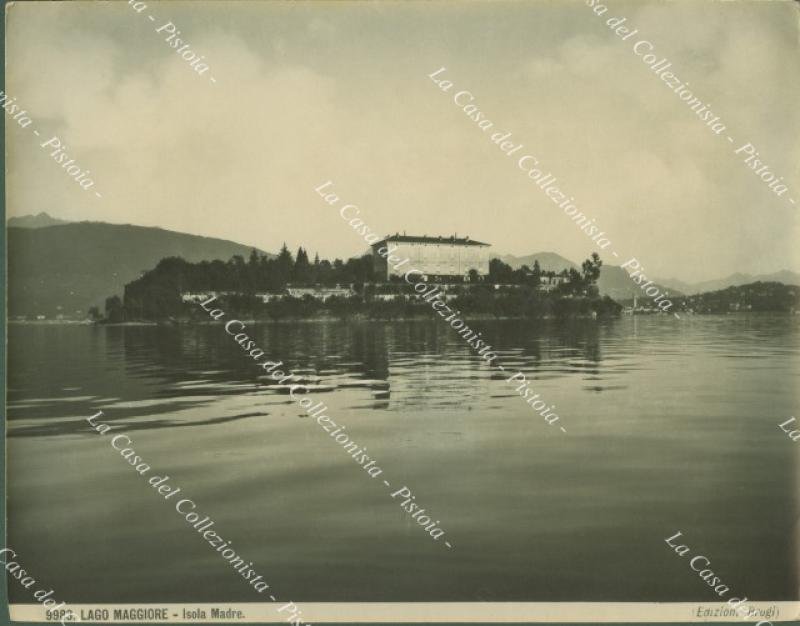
xmin=372 ymin=234 xmax=491 ymax=281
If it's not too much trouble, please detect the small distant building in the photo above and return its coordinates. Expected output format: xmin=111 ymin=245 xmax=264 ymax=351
xmin=371 ymin=234 xmax=491 ymax=281
xmin=538 ymin=275 xmax=570 ymax=292
xmin=256 ymin=292 xmax=284 ymax=303
xmin=182 ymin=289 xmax=353 ymax=303
xmin=286 ymin=286 xmax=354 ymax=301
xmin=181 ymin=292 xmax=213 ymax=303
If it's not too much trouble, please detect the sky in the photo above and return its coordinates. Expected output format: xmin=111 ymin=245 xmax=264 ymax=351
xmin=6 ymin=0 xmax=800 ymax=282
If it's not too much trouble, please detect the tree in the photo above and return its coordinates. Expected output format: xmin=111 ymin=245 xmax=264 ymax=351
xmin=531 ymin=260 xmax=542 ymax=288
xmin=489 ymin=258 xmax=514 ymax=284
xmin=247 ymin=249 xmax=262 ymax=291
xmin=227 ymin=255 xmax=246 ymax=290
xmin=87 ymin=305 xmax=101 ymax=321
xmin=312 ymin=253 xmax=321 ymax=284
xmin=581 ymin=253 xmax=603 ymax=296
xmin=294 ymin=247 xmax=311 ymax=284
xmin=468 ymin=268 xmax=480 ymax=283
xmin=316 ymin=258 xmax=332 ymax=285
xmin=569 ymin=268 xmax=583 ymax=293
xmin=275 ymin=243 xmax=293 ymax=286
xmin=105 ymin=295 xmax=125 ymax=323
xmin=582 ymin=253 xmax=602 ymax=286
xmin=248 ymin=248 xmax=260 ymax=267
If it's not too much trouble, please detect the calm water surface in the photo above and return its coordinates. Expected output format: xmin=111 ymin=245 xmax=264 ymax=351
xmin=6 ymin=315 xmax=799 ymax=602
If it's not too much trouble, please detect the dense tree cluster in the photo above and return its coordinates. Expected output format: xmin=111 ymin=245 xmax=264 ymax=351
xmin=139 ymin=245 xmax=376 ymax=292
xmin=675 ymin=282 xmax=798 ymax=314
xmin=489 ymin=253 xmax=603 ymax=297
xmin=110 ymin=247 xmax=613 ymax=321
xmin=121 ymin=246 xmax=375 ymax=319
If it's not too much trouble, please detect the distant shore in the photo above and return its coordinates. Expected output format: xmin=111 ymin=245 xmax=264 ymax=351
xmin=11 ymin=310 xmax=798 ymax=326
xmin=9 ymin=319 xmax=156 ymax=326
xmin=12 ymin=312 xmax=656 ymax=327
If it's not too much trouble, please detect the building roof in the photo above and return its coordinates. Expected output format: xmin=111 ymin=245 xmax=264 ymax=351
xmin=372 ymin=234 xmax=490 ymax=248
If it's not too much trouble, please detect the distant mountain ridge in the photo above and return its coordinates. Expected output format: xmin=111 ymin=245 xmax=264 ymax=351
xmin=7 ymin=213 xmax=797 ymax=318
xmin=7 ymin=211 xmax=70 ymax=228
xmin=676 ymin=281 xmax=798 ymax=313
xmin=498 ymin=251 xmax=577 ymax=273
xmin=657 ymin=270 xmax=800 ymax=295
xmin=500 ymin=250 xmax=800 ymax=300
xmin=498 ymin=251 xmax=677 ymax=299
xmin=8 ymin=222 xmax=268 ymax=317
xmin=596 ymin=265 xmax=680 ymax=300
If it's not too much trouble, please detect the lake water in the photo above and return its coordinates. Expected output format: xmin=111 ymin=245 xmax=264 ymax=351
xmin=6 ymin=315 xmax=799 ymax=603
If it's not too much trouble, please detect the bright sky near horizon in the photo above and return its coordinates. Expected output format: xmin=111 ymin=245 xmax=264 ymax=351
xmin=5 ymin=0 xmax=799 ymax=281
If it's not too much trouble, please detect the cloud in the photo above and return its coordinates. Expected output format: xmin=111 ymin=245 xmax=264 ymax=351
xmin=5 ymin=0 xmax=799 ymax=281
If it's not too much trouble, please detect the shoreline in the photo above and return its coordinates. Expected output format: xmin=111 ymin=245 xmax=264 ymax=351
xmin=10 ymin=310 xmax=798 ymax=326
xmin=9 ymin=313 xmax=688 ymax=326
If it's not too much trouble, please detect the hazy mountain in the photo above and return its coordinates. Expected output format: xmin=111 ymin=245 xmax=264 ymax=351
xmin=7 ymin=212 xmax=70 ymax=229
xmin=8 ymin=222 xmax=269 ymax=318
xmin=657 ymin=271 xmax=800 ymax=295
xmin=676 ymin=281 xmax=799 ymax=313
xmin=488 ymin=247 xmax=798 ymax=301
xmin=501 ymin=249 xmax=798 ymax=299
xmin=498 ymin=251 xmax=577 ymax=273
xmin=596 ymin=265 xmax=681 ymax=301
xmin=499 ymin=251 xmax=677 ymax=300
xmin=653 ymin=276 xmax=695 ymax=294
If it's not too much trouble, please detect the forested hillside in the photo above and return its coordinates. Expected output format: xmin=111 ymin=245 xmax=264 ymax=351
xmin=8 ymin=222 xmax=268 ymax=318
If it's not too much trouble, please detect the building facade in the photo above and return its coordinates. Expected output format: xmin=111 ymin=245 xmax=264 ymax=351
xmin=181 ymin=287 xmax=354 ymax=304
xmin=371 ymin=234 xmax=491 ymax=281
xmin=285 ymin=286 xmax=354 ymax=301
xmin=538 ymin=274 xmax=570 ymax=292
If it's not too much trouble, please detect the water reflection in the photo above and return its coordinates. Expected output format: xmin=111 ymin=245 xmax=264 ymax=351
xmin=6 ymin=315 xmax=799 ymax=603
